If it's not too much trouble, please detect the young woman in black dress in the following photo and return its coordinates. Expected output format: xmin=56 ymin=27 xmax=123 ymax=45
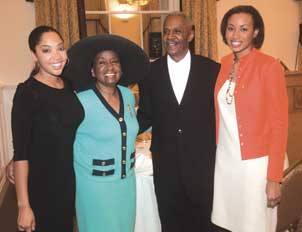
xmin=12 ymin=26 xmax=83 ymax=232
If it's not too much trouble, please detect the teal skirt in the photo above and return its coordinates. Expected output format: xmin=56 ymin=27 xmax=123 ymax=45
xmin=75 ymin=173 xmax=136 ymax=232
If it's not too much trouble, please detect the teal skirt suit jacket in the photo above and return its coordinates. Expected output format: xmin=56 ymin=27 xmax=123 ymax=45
xmin=74 ymin=85 xmax=139 ymax=232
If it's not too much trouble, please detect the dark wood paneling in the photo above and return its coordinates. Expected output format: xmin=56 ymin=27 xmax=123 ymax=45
xmin=77 ymin=0 xmax=87 ymax=38
xmin=286 ymin=71 xmax=302 ymax=164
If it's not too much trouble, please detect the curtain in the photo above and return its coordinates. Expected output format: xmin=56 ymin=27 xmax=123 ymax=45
xmin=34 ymin=0 xmax=80 ymax=48
xmin=182 ymin=0 xmax=218 ymax=61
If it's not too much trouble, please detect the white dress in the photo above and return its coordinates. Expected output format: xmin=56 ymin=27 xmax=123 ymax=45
xmin=211 ymin=80 xmax=277 ymax=232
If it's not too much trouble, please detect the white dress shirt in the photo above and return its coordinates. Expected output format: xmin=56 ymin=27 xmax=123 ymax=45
xmin=167 ymin=50 xmax=191 ymax=104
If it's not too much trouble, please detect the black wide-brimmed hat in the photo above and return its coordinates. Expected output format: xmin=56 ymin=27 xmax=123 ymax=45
xmin=63 ymin=34 xmax=150 ymax=91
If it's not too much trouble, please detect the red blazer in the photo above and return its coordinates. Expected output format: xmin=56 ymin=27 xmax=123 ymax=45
xmin=214 ymin=49 xmax=288 ymax=182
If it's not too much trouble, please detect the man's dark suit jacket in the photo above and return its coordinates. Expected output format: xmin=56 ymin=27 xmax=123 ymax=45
xmin=137 ymin=53 xmax=220 ymax=230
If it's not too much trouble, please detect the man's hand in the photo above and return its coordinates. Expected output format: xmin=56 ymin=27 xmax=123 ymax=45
xmin=266 ymin=180 xmax=281 ymax=208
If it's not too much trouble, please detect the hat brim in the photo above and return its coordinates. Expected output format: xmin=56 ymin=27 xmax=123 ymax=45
xmin=63 ymin=34 xmax=150 ymax=91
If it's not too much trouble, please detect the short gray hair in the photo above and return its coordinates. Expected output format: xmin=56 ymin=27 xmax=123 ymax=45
xmin=164 ymin=11 xmax=194 ymax=30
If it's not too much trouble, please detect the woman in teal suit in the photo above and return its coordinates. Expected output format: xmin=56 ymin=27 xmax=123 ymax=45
xmin=64 ymin=35 xmax=149 ymax=232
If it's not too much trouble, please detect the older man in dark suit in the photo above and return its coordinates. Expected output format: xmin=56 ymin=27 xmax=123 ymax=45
xmin=137 ymin=12 xmax=220 ymax=232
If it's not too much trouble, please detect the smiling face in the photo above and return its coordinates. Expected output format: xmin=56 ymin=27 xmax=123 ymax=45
xmin=163 ymin=15 xmax=194 ymax=62
xmin=32 ymin=31 xmax=67 ymax=78
xmin=91 ymin=50 xmax=122 ymax=88
xmin=225 ymin=13 xmax=259 ymax=59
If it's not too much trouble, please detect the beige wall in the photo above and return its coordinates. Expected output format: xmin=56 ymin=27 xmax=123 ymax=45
xmin=111 ymin=15 xmax=141 ymax=45
xmin=0 ymin=1 xmax=35 ymax=85
xmin=217 ymin=0 xmax=301 ymax=71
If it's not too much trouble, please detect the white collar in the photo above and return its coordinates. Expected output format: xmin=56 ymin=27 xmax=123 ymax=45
xmin=167 ymin=50 xmax=191 ymax=67
xmin=167 ymin=50 xmax=191 ymax=104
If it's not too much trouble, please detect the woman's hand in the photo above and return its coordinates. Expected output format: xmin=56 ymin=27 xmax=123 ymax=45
xmin=6 ymin=160 xmax=15 ymax=184
xmin=17 ymin=206 xmax=35 ymax=232
xmin=266 ymin=180 xmax=281 ymax=208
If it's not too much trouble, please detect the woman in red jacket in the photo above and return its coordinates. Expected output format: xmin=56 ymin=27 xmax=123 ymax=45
xmin=211 ymin=5 xmax=288 ymax=232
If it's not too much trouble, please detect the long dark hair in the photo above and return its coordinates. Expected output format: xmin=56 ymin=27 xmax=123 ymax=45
xmin=28 ymin=25 xmax=64 ymax=76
